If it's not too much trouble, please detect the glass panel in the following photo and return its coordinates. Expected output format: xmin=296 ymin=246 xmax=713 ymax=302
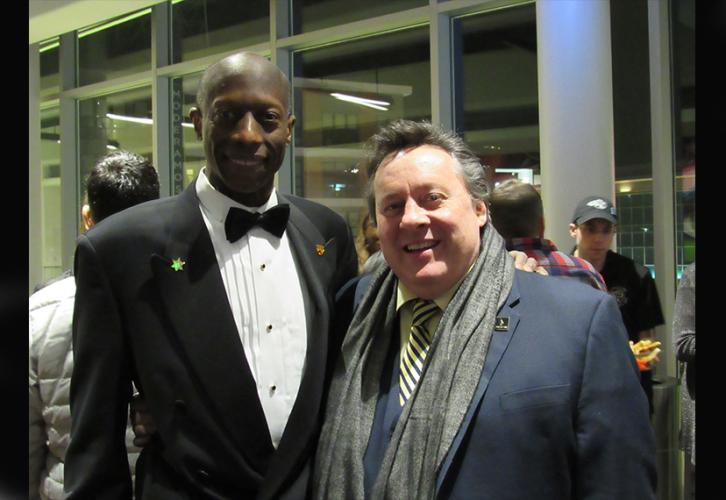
xmin=672 ymin=0 xmax=695 ymax=280
xmin=78 ymin=10 xmax=152 ymax=86
xmin=170 ymin=73 xmax=205 ymax=194
xmin=456 ymin=5 xmax=539 ymax=191
xmin=78 ymin=87 xmax=154 ymax=231
xmin=293 ymin=27 xmax=431 ymax=231
xmin=292 ymin=0 xmax=427 ymax=34
xmin=39 ymin=39 xmax=59 ymax=97
xmin=40 ymin=107 xmax=63 ymax=281
xmin=171 ymin=0 xmax=269 ymax=64
xmin=611 ymin=0 xmax=655 ymax=275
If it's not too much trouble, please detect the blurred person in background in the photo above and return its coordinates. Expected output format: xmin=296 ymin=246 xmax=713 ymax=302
xmin=570 ymin=195 xmax=664 ymax=416
xmin=29 ymin=150 xmax=160 ymax=500
xmin=673 ymin=262 xmax=695 ymax=499
xmin=488 ymin=179 xmax=606 ymax=291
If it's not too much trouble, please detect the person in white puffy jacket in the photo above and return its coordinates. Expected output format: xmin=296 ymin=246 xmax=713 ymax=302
xmin=29 ymin=150 xmax=160 ymax=500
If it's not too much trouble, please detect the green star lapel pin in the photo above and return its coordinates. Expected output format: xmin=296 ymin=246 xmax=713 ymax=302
xmin=170 ymin=257 xmax=186 ymax=272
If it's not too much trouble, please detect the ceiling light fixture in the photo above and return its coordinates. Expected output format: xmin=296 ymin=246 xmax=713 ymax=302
xmin=39 ymin=40 xmax=60 ymax=53
xmin=330 ymin=93 xmax=389 ymax=111
xmin=106 ymin=113 xmax=153 ymax=125
xmin=106 ymin=113 xmax=195 ymax=129
xmin=79 ymin=9 xmax=152 ymax=39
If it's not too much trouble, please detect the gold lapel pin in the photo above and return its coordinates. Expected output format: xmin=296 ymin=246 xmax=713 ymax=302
xmin=171 ymin=257 xmax=186 ymax=272
xmin=315 ymin=244 xmax=325 ymax=256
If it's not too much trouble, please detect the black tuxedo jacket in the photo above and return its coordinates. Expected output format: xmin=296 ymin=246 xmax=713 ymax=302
xmin=65 ymin=184 xmax=357 ymax=499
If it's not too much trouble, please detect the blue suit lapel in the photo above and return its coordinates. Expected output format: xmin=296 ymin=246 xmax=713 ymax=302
xmin=435 ymin=278 xmax=522 ymax=493
xmin=150 ymin=185 xmax=274 ymax=472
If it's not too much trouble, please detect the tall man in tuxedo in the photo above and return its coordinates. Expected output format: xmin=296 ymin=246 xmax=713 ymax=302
xmin=65 ymin=52 xmax=357 ymax=499
xmin=313 ymin=120 xmax=656 ymax=499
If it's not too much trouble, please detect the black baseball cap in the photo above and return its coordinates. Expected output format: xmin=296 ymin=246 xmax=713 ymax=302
xmin=572 ymin=196 xmax=617 ymax=224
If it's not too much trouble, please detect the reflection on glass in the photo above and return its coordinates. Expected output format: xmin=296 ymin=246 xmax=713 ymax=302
xmin=611 ymin=0 xmax=655 ymax=273
xmin=171 ymin=0 xmax=269 ymax=64
xmin=672 ymin=0 xmax=695 ymax=278
xmin=457 ymin=5 xmax=539 ymax=191
xmin=39 ymin=39 xmax=59 ymax=97
xmin=78 ymin=87 xmax=154 ymax=231
xmin=78 ymin=10 xmax=151 ymax=86
xmin=171 ymin=73 xmax=204 ymax=194
xmin=292 ymin=0 xmax=426 ymax=34
xmin=293 ymin=27 xmax=430 ymax=230
xmin=40 ymin=107 xmax=62 ymax=281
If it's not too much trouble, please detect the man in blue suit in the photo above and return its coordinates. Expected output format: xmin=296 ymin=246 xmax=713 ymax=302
xmin=313 ymin=120 xmax=656 ymax=499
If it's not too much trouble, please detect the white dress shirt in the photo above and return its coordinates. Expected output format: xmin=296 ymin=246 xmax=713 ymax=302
xmin=195 ymin=170 xmax=307 ymax=448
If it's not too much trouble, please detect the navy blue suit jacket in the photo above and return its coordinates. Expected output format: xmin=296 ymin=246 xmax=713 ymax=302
xmin=351 ymin=270 xmax=657 ymax=499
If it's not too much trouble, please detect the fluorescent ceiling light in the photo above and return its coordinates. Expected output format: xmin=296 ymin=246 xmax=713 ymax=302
xmin=39 ymin=40 xmax=60 ymax=53
xmin=106 ymin=113 xmax=195 ymax=129
xmin=79 ymin=8 xmax=152 ymax=39
xmin=330 ymin=93 xmax=389 ymax=111
xmin=295 ymin=77 xmax=412 ymax=97
xmin=106 ymin=113 xmax=153 ymax=125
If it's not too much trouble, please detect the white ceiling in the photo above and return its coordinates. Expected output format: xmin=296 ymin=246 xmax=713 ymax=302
xmin=29 ymin=0 xmax=165 ymax=44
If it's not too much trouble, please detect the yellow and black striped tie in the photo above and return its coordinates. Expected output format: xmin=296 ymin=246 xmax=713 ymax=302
xmin=400 ymin=299 xmax=439 ymax=406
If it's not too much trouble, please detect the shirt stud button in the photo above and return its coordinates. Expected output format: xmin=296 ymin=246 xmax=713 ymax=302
xmin=266 ymin=324 xmax=273 ymax=332
xmin=260 ymin=263 xmax=266 ymax=270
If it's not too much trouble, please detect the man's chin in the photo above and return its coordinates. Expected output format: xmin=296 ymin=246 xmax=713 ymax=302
xmin=398 ymin=267 xmax=454 ymax=298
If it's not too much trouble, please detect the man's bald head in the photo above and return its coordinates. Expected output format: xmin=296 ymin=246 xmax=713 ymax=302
xmin=189 ymin=51 xmax=296 ymax=207
xmin=195 ymin=52 xmax=292 ymax=116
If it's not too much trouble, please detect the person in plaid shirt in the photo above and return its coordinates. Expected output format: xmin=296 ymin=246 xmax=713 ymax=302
xmin=488 ymin=179 xmax=607 ymax=291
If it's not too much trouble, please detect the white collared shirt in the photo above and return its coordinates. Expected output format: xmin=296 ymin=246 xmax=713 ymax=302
xmin=195 ymin=170 xmax=307 ymax=448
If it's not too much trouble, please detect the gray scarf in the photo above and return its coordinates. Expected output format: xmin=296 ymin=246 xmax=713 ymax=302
xmin=313 ymin=224 xmax=514 ymax=499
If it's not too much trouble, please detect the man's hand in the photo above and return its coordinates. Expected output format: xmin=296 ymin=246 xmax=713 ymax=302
xmin=509 ymin=250 xmax=548 ymax=276
xmin=629 ymin=339 xmax=662 ymax=371
xmin=130 ymin=393 xmax=157 ymax=447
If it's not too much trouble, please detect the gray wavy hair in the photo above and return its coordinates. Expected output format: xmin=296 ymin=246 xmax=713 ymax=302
xmin=362 ymin=119 xmax=490 ymax=225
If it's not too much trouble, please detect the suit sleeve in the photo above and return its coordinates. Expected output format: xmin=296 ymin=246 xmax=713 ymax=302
xmin=334 ymin=221 xmax=359 ymax=294
xmin=64 ymin=235 xmax=134 ymax=500
xmin=574 ymin=294 xmax=657 ymax=499
xmin=326 ymin=222 xmax=359 ymax=379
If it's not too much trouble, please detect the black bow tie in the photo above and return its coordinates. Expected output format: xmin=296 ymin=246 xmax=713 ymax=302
xmin=225 ymin=204 xmax=290 ymax=242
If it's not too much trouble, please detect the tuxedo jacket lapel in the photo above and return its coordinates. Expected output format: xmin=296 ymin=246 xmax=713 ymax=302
xmin=150 ymin=185 xmax=274 ymax=472
xmin=435 ymin=279 xmax=522 ymax=492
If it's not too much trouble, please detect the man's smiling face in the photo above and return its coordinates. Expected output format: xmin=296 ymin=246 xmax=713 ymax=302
xmin=373 ymin=145 xmax=487 ymax=299
xmin=191 ymin=54 xmax=294 ymax=207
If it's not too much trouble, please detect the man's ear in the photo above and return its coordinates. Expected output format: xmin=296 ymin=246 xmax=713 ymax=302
xmin=81 ymin=204 xmax=95 ymax=231
xmin=475 ymin=200 xmax=488 ymax=227
xmin=190 ymin=107 xmax=203 ymax=140
xmin=285 ymin=114 xmax=296 ymax=145
xmin=568 ymin=223 xmax=578 ymax=238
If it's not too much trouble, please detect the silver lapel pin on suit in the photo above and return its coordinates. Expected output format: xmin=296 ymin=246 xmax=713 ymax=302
xmin=494 ymin=316 xmax=509 ymax=331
